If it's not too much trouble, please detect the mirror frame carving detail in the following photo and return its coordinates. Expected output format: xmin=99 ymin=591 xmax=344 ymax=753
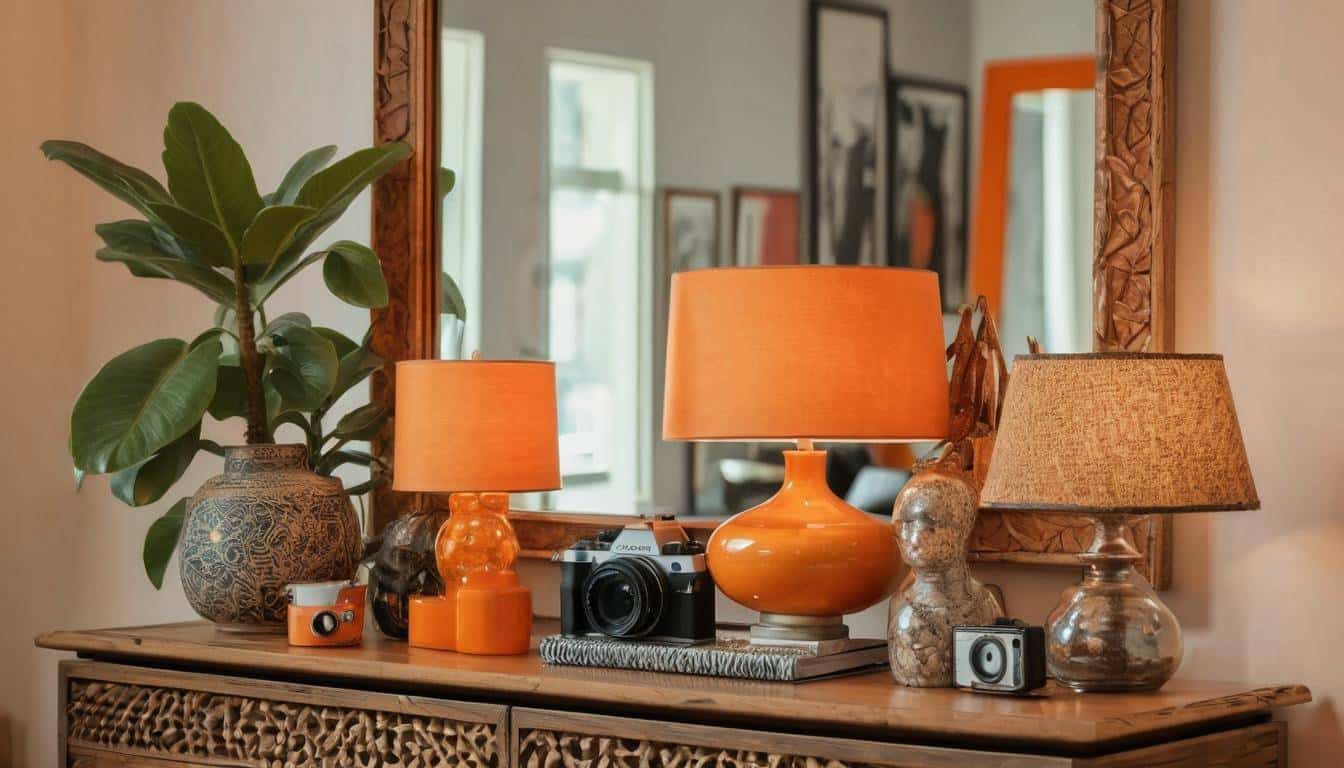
xmin=367 ymin=0 xmax=1177 ymax=588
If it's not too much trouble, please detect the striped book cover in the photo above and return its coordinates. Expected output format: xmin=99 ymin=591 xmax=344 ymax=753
xmin=539 ymin=632 xmax=888 ymax=682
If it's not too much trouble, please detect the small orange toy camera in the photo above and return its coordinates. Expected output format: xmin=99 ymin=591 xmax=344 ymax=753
xmin=286 ymin=580 xmax=366 ymax=647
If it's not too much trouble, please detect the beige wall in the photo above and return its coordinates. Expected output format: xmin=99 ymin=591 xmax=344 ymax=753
xmin=0 ymin=1 xmax=371 ymax=765
xmin=4 ymin=1 xmax=1344 ymax=766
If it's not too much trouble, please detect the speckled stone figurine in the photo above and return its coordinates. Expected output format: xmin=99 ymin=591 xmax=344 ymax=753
xmin=888 ymin=469 xmax=1003 ymax=687
xmin=179 ymin=444 xmax=362 ymax=632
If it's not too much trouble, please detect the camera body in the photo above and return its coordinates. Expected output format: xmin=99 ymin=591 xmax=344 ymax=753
xmin=286 ymin=580 xmax=366 ymax=647
xmin=953 ymin=618 xmax=1046 ymax=693
xmin=556 ymin=519 xmax=715 ymax=644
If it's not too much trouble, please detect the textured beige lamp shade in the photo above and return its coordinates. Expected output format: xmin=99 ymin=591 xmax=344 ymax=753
xmin=980 ymin=352 xmax=1258 ymax=693
xmin=392 ymin=360 xmax=560 ymax=493
xmin=981 ymin=353 xmax=1259 ymax=513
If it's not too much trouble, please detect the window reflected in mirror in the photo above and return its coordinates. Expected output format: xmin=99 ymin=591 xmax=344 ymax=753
xmin=435 ymin=1 xmax=1096 ymax=518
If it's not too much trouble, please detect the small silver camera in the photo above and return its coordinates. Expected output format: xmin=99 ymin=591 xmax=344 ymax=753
xmin=953 ymin=619 xmax=1047 ymax=693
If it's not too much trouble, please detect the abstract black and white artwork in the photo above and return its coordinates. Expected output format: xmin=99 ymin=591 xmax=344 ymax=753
xmin=661 ymin=188 xmax=720 ymax=280
xmin=809 ymin=1 xmax=889 ymax=266
xmin=890 ymin=77 xmax=968 ymax=312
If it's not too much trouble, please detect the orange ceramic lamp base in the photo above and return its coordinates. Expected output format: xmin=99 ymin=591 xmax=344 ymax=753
xmin=407 ymin=492 xmax=532 ymax=655
xmin=706 ymin=449 xmax=898 ymax=642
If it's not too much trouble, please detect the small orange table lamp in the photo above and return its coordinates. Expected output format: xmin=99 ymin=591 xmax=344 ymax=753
xmin=663 ymin=266 xmax=949 ymax=642
xmin=393 ymin=359 xmax=560 ymax=654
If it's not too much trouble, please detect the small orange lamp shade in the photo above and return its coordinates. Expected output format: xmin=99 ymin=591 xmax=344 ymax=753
xmin=393 ymin=360 xmax=561 ymax=493
xmin=663 ymin=266 xmax=949 ymax=442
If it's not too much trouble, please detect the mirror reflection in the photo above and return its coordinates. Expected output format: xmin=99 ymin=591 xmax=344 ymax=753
xmin=436 ymin=0 xmax=1095 ymax=517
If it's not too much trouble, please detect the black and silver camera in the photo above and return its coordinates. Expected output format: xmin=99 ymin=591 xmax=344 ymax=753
xmin=555 ymin=519 xmax=716 ymax=644
xmin=953 ymin=619 xmax=1047 ymax=693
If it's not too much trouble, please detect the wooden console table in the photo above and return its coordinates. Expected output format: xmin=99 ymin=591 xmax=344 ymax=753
xmin=38 ymin=621 xmax=1309 ymax=767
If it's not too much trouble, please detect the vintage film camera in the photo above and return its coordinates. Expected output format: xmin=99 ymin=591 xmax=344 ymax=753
xmin=953 ymin=618 xmax=1047 ymax=694
xmin=286 ymin=580 xmax=366 ymax=647
xmin=556 ymin=518 xmax=715 ymax=644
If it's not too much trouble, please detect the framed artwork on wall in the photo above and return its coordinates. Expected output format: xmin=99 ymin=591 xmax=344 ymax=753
xmin=808 ymin=0 xmax=890 ymax=266
xmin=732 ymin=187 xmax=800 ymax=266
xmin=661 ymin=188 xmax=721 ymax=280
xmin=890 ymin=76 xmax=969 ymax=312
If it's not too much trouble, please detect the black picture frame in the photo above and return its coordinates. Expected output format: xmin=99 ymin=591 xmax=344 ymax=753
xmin=889 ymin=75 xmax=970 ymax=313
xmin=806 ymin=0 xmax=891 ymax=266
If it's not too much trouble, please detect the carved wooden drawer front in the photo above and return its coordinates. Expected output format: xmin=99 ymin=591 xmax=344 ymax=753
xmin=61 ymin=660 xmax=507 ymax=768
xmin=510 ymin=708 xmax=1288 ymax=768
xmin=510 ymin=707 xmax=1066 ymax=768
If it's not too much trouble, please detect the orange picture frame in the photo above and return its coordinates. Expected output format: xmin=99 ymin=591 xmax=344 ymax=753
xmin=967 ymin=56 xmax=1094 ymax=314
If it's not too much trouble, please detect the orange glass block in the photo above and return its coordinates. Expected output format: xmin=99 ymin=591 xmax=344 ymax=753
xmin=408 ymin=570 xmax=531 ymax=655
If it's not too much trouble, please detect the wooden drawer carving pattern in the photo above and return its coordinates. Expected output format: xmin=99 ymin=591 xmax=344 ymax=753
xmin=518 ymin=729 xmax=875 ymax=768
xmin=67 ymin=677 xmax=500 ymax=767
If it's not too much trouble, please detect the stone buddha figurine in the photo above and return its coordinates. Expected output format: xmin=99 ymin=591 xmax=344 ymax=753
xmin=887 ymin=468 xmax=1003 ymax=687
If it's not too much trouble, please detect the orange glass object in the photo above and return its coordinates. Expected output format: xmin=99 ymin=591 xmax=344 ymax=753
xmin=707 ymin=450 xmax=898 ymax=616
xmin=436 ymin=492 xmax=520 ymax=582
xmin=663 ymin=266 xmax=948 ymax=638
xmin=408 ymin=570 xmax=532 ymax=655
xmin=393 ymin=360 xmax=560 ymax=655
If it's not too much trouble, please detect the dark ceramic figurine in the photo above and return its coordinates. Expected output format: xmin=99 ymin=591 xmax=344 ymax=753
xmin=367 ymin=507 xmax=446 ymax=639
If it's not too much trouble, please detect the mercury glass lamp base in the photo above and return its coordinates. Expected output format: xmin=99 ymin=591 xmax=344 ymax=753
xmin=750 ymin=613 xmax=849 ymax=643
xmin=1046 ymin=514 xmax=1183 ymax=692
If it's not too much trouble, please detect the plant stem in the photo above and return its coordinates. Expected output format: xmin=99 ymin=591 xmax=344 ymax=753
xmin=235 ymin=292 xmax=272 ymax=444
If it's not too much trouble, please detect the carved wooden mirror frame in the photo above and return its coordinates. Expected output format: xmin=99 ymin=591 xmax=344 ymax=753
xmin=368 ymin=0 xmax=1178 ymax=587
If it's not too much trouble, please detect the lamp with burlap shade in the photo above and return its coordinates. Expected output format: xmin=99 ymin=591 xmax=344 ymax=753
xmin=981 ymin=352 xmax=1258 ymax=693
xmin=980 ymin=352 xmax=1258 ymax=513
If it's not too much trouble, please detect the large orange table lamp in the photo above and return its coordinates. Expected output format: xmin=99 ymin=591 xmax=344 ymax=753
xmin=663 ymin=266 xmax=949 ymax=642
xmin=393 ymin=359 xmax=560 ymax=654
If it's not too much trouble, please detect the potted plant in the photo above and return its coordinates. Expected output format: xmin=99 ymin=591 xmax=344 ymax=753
xmin=44 ymin=102 xmax=427 ymax=631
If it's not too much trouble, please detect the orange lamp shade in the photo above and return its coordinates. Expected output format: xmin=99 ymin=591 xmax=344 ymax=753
xmin=392 ymin=360 xmax=561 ymax=493
xmin=663 ymin=266 xmax=949 ymax=442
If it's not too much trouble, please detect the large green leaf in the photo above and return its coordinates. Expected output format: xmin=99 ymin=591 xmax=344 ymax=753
xmin=250 ymin=250 xmax=324 ymax=306
xmin=110 ymin=422 xmax=200 ymax=506
xmin=40 ymin=140 xmax=171 ymax=218
xmin=239 ymin=205 xmax=317 ymax=265
xmin=262 ymin=312 xmax=312 ymax=337
xmin=161 ymin=102 xmax=263 ymax=254
xmin=148 ymin=202 xmax=233 ymax=268
xmin=440 ymin=167 xmax=457 ymax=198
xmin=331 ymin=403 xmax=388 ymax=441
xmin=441 ymin=271 xmax=467 ymax=320
xmin=296 ymin=142 xmax=411 ymax=210
xmin=322 ymin=241 xmax=388 ymax=308
xmin=143 ymin=498 xmax=188 ymax=589
xmin=263 ymin=324 xmax=337 ymax=411
xmin=312 ymin=327 xmax=358 ymax=360
xmin=268 ymin=145 xmax=337 ymax=205
xmin=71 ymin=338 xmax=221 ymax=474
xmin=207 ymin=364 xmax=246 ymax=421
xmin=329 ymin=336 xmax=383 ymax=404
xmin=93 ymin=222 xmax=236 ymax=304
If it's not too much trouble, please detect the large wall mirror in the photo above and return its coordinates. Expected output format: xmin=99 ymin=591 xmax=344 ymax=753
xmin=369 ymin=0 xmax=1176 ymax=586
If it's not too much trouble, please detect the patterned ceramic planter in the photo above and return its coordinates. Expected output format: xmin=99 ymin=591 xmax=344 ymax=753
xmin=180 ymin=444 xmax=362 ymax=632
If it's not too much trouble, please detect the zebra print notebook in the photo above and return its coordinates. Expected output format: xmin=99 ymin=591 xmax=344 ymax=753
xmin=538 ymin=632 xmax=887 ymax=682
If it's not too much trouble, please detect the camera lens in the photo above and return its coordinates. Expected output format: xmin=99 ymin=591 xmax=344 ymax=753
xmin=311 ymin=610 xmax=340 ymax=637
xmin=970 ymin=636 xmax=1007 ymax=684
xmin=582 ymin=556 xmax=666 ymax=638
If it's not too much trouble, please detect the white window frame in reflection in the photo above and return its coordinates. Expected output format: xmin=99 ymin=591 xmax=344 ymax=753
xmin=441 ymin=27 xmax=484 ymax=358
xmin=543 ymin=48 xmax=654 ymax=514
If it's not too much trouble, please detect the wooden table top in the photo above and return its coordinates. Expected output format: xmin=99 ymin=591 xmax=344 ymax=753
xmin=37 ymin=620 xmax=1309 ymax=751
